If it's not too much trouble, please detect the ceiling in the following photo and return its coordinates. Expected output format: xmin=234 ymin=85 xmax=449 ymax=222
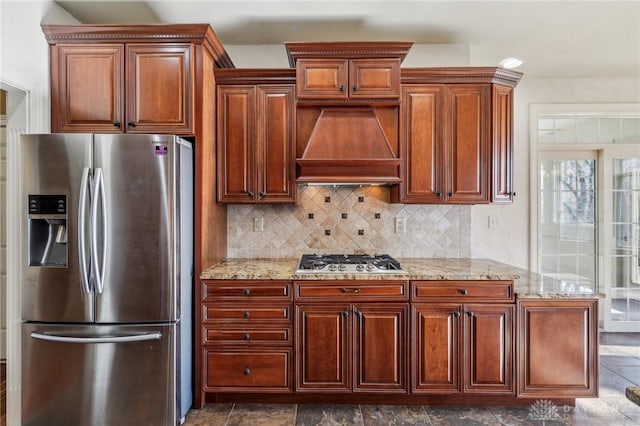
xmin=54 ymin=1 xmax=640 ymax=78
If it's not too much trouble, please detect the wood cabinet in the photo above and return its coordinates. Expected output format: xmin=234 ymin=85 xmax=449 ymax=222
xmin=517 ymin=299 xmax=598 ymax=398
xmin=202 ymin=280 xmax=293 ymax=393
xmin=411 ymin=281 xmax=515 ymax=395
xmin=217 ymin=83 xmax=296 ymax=203
xmin=391 ymin=68 xmax=521 ymax=204
xmin=49 ymin=42 xmax=193 ymax=134
xmin=296 ymin=58 xmax=401 ymax=100
xmin=295 ymin=280 xmax=409 ymax=393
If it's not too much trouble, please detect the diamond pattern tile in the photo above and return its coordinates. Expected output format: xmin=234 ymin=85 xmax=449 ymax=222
xmin=228 ymin=186 xmax=471 ymax=258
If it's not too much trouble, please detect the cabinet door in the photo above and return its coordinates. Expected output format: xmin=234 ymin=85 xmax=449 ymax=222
xmin=296 ymin=59 xmax=348 ymax=99
xmin=444 ymin=84 xmax=490 ymax=203
xmin=518 ymin=300 xmax=598 ymax=398
xmin=464 ymin=304 xmax=514 ymax=394
xmin=412 ymin=304 xmax=461 ymax=393
xmin=217 ymin=86 xmax=256 ymax=202
xmin=393 ymin=85 xmax=444 ymax=203
xmin=349 ymin=59 xmax=401 ymax=98
xmin=126 ymin=44 xmax=193 ymax=134
xmin=491 ymin=84 xmax=515 ymax=203
xmin=51 ymin=44 xmax=124 ymax=133
xmin=295 ymin=305 xmax=350 ymax=392
xmin=353 ymin=304 xmax=408 ymax=393
xmin=256 ymin=85 xmax=296 ymax=203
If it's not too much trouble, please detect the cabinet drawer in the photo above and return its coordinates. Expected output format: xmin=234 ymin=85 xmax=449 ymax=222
xmin=205 ymin=349 xmax=292 ymax=392
xmin=203 ymin=281 xmax=292 ymax=302
xmin=412 ymin=281 xmax=514 ymax=302
xmin=203 ymin=326 xmax=292 ymax=345
xmin=295 ymin=281 xmax=409 ymax=302
xmin=203 ymin=305 xmax=291 ymax=322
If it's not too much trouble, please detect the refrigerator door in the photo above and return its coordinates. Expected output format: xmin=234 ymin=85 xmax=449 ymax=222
xmin=22 ymin=322 xmax=176 ymax=426
xmin=93 ymin=134 xmax=180 ymax=323
xmin=21 ymin=134 xmax=94 ymax=323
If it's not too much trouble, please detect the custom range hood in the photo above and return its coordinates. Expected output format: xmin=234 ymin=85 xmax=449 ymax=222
xmin=296 ymin=107 xmax=401 ymax=184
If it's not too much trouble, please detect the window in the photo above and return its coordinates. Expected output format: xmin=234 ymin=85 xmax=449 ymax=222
xmin=531 ymin=104 xmax=640 ymax=332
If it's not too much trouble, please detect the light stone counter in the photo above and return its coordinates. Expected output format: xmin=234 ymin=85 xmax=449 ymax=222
xmin=200 ymin=258 xmax=603 ymax=299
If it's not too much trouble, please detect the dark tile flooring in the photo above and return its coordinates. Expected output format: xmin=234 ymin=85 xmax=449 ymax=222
xmin=184 ymin=333 xmax=640 ymax=425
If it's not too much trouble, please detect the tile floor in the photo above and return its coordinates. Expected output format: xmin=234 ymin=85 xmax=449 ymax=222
xmin=184 ymin=332 xmax=640 ymax=425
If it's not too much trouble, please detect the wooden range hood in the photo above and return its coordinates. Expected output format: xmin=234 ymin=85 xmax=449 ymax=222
xmin=296 ymin=107 xmax=402 ymax=184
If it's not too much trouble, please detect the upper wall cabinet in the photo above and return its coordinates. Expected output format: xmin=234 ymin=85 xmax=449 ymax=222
xmin=285 ymin=42 xmax=413 ymax=105
xmin=216 ymin=70 xmax=297 ymax=204
xmin=391 ymin=68 xmax=522 ymax=204
xmin=296 ymin=58 xmax=401 ymax=100
xmin=42 ymin=25 xmax=234 ymax=135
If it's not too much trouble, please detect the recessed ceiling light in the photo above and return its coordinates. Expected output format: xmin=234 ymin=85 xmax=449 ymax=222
xmin=499 ymin=57 xmax=523 ymax=69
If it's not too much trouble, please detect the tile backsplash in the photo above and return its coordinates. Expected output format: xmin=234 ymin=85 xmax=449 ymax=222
xmin=227 ymin=185 xmax=470 ymax=258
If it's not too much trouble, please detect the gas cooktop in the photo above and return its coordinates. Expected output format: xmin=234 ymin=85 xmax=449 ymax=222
xmin=296 ymin=254 xmax=404 ymax=274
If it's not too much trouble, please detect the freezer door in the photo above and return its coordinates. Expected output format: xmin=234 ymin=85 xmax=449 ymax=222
xmin=22 ymin=322 xmax=176 ymax=426
xmin=93 ymin=134 xmax=181 ymax=323
xmin=21 ymin=134 xmax=94 ymax=322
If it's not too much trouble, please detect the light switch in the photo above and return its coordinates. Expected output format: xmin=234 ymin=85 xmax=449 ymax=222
xmin=395 ymin=217 xmax=407 ymax=233
xmin=253 ymin=217 xmax=264 ymax=232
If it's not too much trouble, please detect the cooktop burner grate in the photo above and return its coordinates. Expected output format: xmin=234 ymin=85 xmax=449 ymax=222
xmin=296 ymin=253 xmax=404 ymax=274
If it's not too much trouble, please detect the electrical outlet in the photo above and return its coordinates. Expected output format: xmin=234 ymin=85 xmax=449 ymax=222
xmin=253 ymin=217 xmax=264 ymax=232
xmin=488 ymin=215 xmax=502 ymax=229
xmin=395 ymin=217 xmax=407 ymax=233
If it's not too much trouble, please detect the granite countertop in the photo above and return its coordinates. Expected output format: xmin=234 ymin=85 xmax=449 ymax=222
xmin=200 ymin=258 xmax=603 ymax=299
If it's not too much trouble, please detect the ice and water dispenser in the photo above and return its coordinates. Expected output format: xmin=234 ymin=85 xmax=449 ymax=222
xmin=27 ymin=194 xmax=68 ymax=267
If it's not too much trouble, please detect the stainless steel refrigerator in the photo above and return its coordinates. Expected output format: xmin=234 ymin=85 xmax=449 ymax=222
xmin=20 ymin=134 xmax=193 ymax=426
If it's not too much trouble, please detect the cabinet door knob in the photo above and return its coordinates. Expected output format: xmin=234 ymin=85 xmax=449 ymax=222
xmin=467 ymin=311 xmax=474 ymax=317
xmin=113 ymin=121 xmax=121 ymax=127
xmin=258 ymin=191 xmax=265 ymax=198
xmin=354 ymin=310 xmax=362 ymax=318
xmin=243 ymin=333 xmax=250 ymax=340
xmin=242 ymin=288 xmax=250 ymax=296
xmin=512 ymin=192 xmax=517 ymax=197
xmin=352 ymin=84 xmax=358 ymax=92
xmin=127 ymin=121 xmax=137 ymax=127
xmin=453 ymin=311 xmax=461 ymax=318
xmin=436 ymin=192 xmax=442 ymax=198
xmin=243 ymin=368 xmax=251 ymax=375
xmin=341 ymin=310 xmax=349 ymax=317
xmin=247 ymin=191 xmax=254 ymax=198
xmin=338 ymin=84 xmax=345 ymax=93
xmin=460 ymin=289 xmax=468 ymax=295
xmin=448 ymin=192 xmax=453 ymax=197
xmin=242 ymin=311 xmax=250 ymax=318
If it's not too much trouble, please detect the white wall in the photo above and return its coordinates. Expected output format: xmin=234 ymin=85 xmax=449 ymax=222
xmin=0 ymin=0 xmax=79 ymax=132
xmin=470 ymin=76 xmax=640 ymax=269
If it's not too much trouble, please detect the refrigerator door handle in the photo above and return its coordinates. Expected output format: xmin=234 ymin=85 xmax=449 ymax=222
xmin=91 ymin=168 xmax=107 ymax=294
xmin=78 ymin=167 xmax=92 ymax=294
xmin=30 ymin=332 xmax=162 ymax=344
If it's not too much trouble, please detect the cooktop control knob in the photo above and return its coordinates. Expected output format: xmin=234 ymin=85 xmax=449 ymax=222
xmin=328 ymin=264 xmax=337 ymax=271
xmin=366 ymin=264 xmax=374 ymax=271
xmin=356 ymin=264 xmax=365 ymax=272
xmin=338 ymin=264 xmax=347 ymax=271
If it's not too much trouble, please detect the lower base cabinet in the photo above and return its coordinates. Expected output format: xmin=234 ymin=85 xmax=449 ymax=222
xmin=295 ymin=303 xmax=408 ymax=393
xmin=412 ymin=303 xmax=514 ymax=395
xmin=200 ymin=280 xmax=598 ymax=404
xmin=517 ymin=299 xmax=599 ymax=398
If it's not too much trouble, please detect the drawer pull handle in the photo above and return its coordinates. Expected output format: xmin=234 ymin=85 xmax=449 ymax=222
xmin=244 ymin=368 xmax=251 ymax=375
xmin=243 ymin=311 xmax=250 ymax=318
xmin=341 ymin=288 xmax=361 ymax=293
xmin=242 ymin=288 xmax=250 ymax=296
xmin=243 ymin=333 xmax=250 ymax=340
xmin=460 ymin=289 xmax=468 ymax=295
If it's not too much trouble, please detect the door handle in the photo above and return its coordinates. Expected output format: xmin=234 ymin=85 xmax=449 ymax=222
xmin=31 ymin=332 xmax=161 ymax=344
xmin=78 ymin=167 xmax=91 ymax=295
xmin=91 ymin=168 xmax=107 ymax=294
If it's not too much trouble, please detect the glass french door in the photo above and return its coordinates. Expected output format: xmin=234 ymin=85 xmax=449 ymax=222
xmin=537 ymin=152 xmax=598 ymax=294
xmin=603 ymin=150 xmax=640 ymax=331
